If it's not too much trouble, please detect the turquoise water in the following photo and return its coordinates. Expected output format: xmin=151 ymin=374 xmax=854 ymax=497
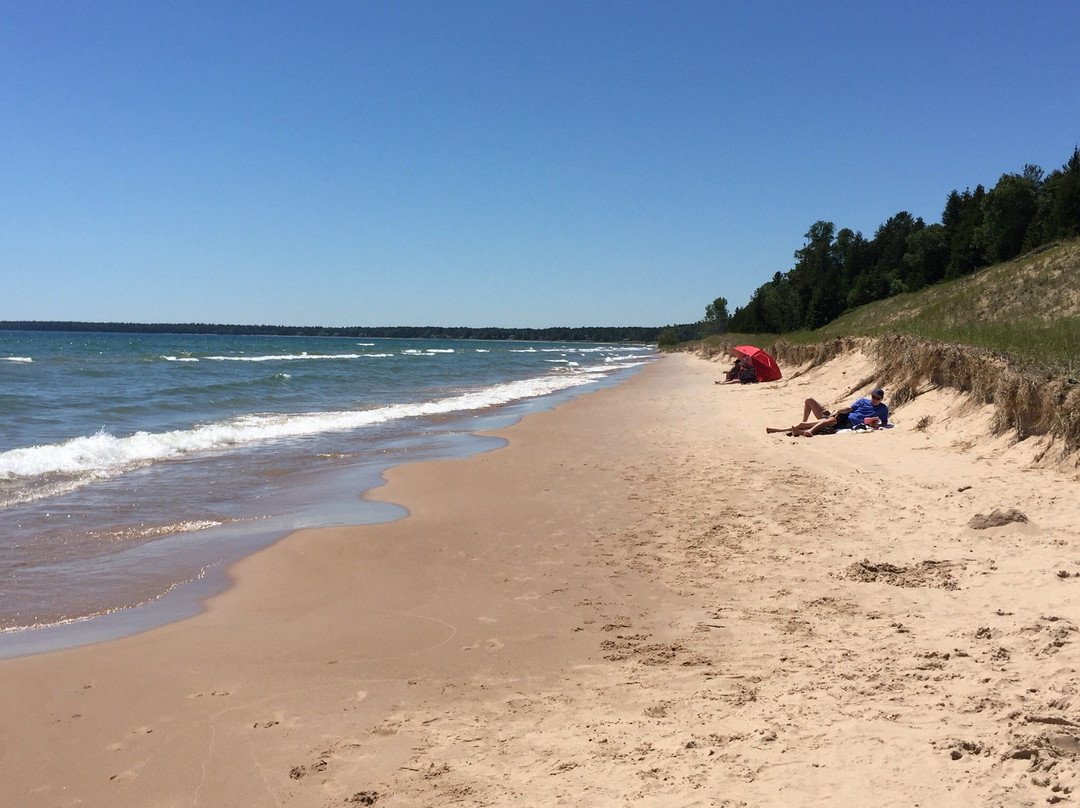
xmin=0 ymin=330 xmax=653 ymax=650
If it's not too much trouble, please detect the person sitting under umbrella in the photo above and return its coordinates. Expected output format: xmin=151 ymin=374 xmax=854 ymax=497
xmin=767 ymin=387 xmax=889 ymax=437
xmin=716 ymin=345 xmax=782 ymax=385
xmin=716 ymin=356 xmax=756 ymax=384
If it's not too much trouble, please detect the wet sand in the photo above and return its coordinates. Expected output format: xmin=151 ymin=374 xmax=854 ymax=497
xmin=2 ymin=351 xmax=1079 ymax=807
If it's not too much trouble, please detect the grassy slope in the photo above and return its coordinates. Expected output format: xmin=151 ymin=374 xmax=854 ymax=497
xmin=697 ymin=238 xmax=1080 ymax=376
xmin=695 ymin=236 xmax=1075 ymax=375
xmin=812 ymin=238 xmax=1080 ymax=375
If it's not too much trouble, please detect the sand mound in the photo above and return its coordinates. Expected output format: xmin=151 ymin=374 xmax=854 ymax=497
xmin=841 ymin=558 xmax=961 ymax=589
xmin=969 ymin=508 xmax=1030 ymax=529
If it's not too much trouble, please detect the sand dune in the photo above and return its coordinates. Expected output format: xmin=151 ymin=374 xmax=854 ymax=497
xmin=2 ymin=350 xmax=1079 ymax=807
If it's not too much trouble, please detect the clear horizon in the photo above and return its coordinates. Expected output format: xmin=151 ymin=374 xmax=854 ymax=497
xmin=2 ymin=1 xmax=1078 ymax=328
xmin=0 ymin=319 xmax=670 ymax=331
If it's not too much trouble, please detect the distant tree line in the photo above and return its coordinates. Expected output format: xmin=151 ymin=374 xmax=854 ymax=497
xmin=0 ymin=320 xmax=686 ymax=344
xmin=726 ymin=145 xmax=1080 ymax=333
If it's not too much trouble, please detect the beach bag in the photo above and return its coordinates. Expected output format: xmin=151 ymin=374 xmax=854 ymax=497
xmin=738 ymin=366 xmax=758 ymax=384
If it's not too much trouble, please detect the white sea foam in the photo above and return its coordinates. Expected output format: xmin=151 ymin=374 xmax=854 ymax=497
xmin=166 ymin=352 xmax=395 ymax=362
xmin=204 ymin=353 xmax=369 ymax=362
xmin=0 ymin=563 xmax=214 ymax=634
xmin=0 ymin=366 xmax=623 ymax=484
xmin=575 ymin=345 xmax=651 ymax=354
xmin=605 ymin=353 xmax=653 ymax=362
xmin=84 ymin=520 xmax=223 ymax=543
xmin=0 ymin=474 xmax=97 ymax=508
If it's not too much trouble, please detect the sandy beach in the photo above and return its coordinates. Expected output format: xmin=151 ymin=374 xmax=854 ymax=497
xmin=3 ymin=350 xmax=1079 ymax=807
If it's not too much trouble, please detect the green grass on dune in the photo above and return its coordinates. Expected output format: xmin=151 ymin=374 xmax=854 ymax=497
xmin=802 ymin=238 xmax=1080 ymax=376
xmin=882 ymin=317 xmax=1080 ymax=377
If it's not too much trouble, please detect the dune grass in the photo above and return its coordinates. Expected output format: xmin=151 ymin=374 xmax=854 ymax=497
xmin=813 ymin=238 xmax=1080 ymax=377
xmin=884 ymin=318 xmax=1080 ymax=377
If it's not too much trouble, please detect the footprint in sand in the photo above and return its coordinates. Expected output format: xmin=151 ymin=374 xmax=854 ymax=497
xmin=289 ymin=758 xmax=329 ymax=780
xmin=347 ymin=792 xmax=379 ymax=806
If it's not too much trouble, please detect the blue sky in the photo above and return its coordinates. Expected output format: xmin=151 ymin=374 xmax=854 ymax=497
xmin=2 ymin=1 xmax=1078 ymax=328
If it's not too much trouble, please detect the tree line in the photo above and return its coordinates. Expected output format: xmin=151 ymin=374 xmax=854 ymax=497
xmin=0 ymin=320 xmax=670 ymax=344
xmin=720 ymin=145 xmax=1080 ymax=334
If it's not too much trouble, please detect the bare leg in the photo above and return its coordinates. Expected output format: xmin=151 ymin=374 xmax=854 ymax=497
xmin=803 ymin=398 xmax=829 ymax=422
xmin=803 ymin=415 xmax=838 ymax=435
xmin=767 ymin=419 xmax=820 ymax=435
xmin=767 ymin=416 xmax=838 ymax=437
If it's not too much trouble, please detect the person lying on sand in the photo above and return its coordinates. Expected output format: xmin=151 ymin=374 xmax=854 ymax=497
xmin=767 ymin=387 xmax=889 ymax=437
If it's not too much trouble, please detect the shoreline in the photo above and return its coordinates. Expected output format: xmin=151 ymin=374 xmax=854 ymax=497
xmin=1 ymin=352 xmax=662 ymax=806
xmin=3 ymin=352 xmax=1080 ymax=806
xmin=0 ymin=363 xmax=641 ymax=657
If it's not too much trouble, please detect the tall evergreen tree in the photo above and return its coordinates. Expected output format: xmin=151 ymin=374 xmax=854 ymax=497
xmin=789 ymin=221 xmax=841 ymax=328
xmin=944 ymin=185 xmax=986 ymax=278
xmin=833 ymin=227 xmax=870 ymax=297
xmin=869 ymin=212 xmax=922 ymax=295
xmin=903 ymin=223 xmax=948 ymax=289
xmin=977 ymin=169 xmax=1041 ymax=263
xmin=1044 ymin=147 xmax=1080 ymax=240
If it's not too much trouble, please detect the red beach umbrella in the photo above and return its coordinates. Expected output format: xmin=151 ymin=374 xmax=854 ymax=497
xmin=731 ymin=345 xmax=782 ymax=382
xmin=731 ymin=345 xmax=760 ymax=358
xmin=749 ymin=349 xmax=782 ymax=382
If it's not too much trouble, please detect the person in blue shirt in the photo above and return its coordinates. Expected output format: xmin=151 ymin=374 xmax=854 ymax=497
xmin=768 ymin=387 xmax=888 ymax=436
xmin=844 ymin=387 xmax=889 ymax=428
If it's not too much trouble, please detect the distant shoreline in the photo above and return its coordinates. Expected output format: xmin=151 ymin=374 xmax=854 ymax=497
xmin=0 ymin=320 xmax=675 ymax=343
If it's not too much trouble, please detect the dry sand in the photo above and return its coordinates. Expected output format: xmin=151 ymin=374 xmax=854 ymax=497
xmin=2 ymin=350 xmax=1080 ymax=807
